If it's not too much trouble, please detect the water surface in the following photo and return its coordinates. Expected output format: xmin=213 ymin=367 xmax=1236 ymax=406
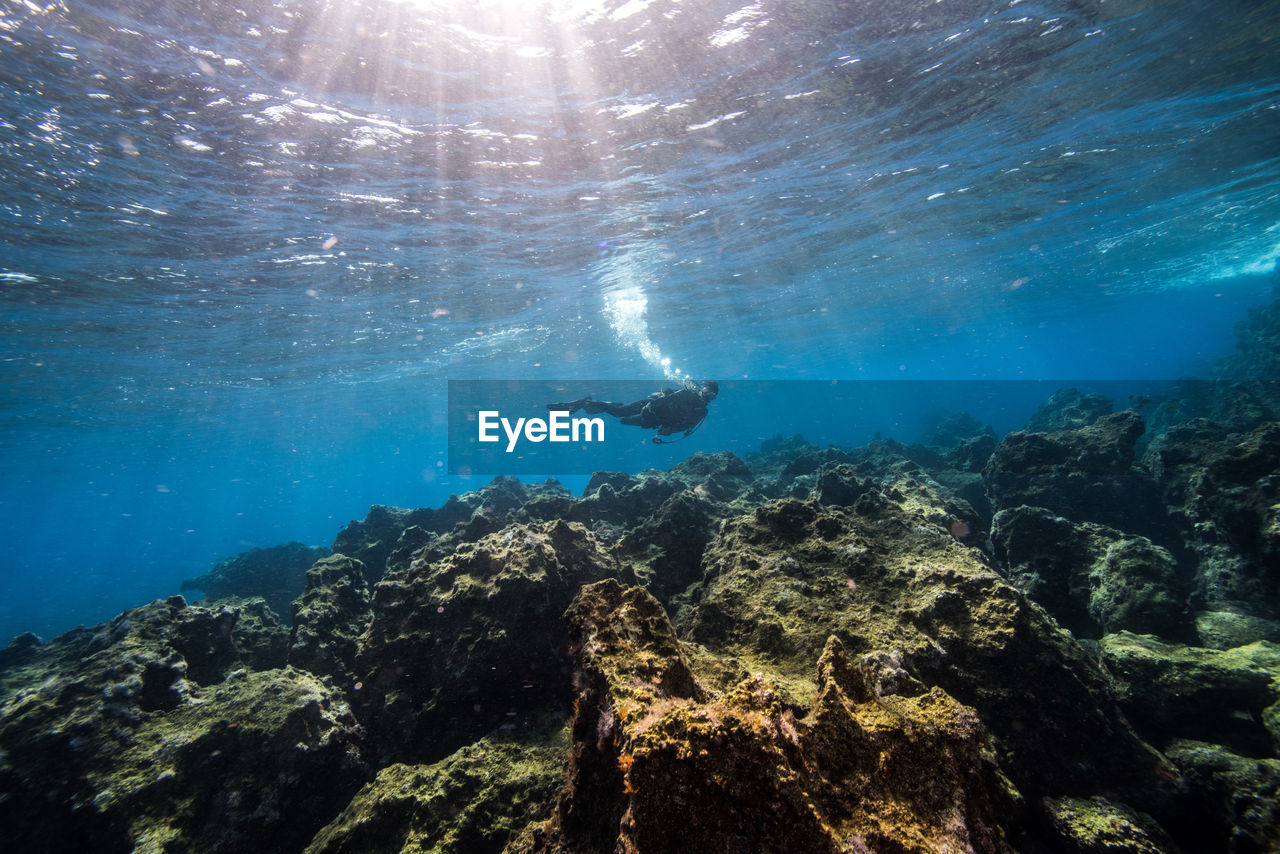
xmin=2 ymin=0 xmax=1279 ymax=637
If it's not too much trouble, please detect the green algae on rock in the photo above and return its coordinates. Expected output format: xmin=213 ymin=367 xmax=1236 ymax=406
xmin=0 ymin=596 xmax=368 ymax=852
xmin=992 ymin=504 xmax=1189 ymax=640
xmin=355 ymin=519 xmax=620 ymax=764
xmin=288 ymin=554 xmax=373 ymax=689
xmin=1041 ymin=795 xmax=1174 ymax=854
xmin=1147 ymin=419 xmax=1280 ymax=622
xmin=181 ymin=542 xmax=331 ymax=624
xmin=1101 ymin=631 xmax=1280 ymax=756
xmin=683 ymin=487 xmax=1164 ymax=804
xmin=1163 ymin=738 xmax=1280 ymax=851
xmin=513 ymin=579 xmax=1014 ymax=853
xmin=332 ymin=478 xmax=577 ymax=584
xmin=306 ymin=725 xmax=570 ymax=854
xmin=1194 ymin=607 xmax=1280 ymax=651
xmin=983 ymin=410 xmax=1177 ymax=548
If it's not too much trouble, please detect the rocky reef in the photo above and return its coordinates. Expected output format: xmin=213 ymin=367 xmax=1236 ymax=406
xmin=4 ymin=285 xmax=1280 ymax=852
xmin=181 ymin=542 xmax=330 ymax=625
xmin=0 ymin=596 xmax=367 ymax=852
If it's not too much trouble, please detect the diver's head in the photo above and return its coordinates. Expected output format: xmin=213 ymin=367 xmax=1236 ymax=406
xmin=700 ymin=380 xmax=718 ymax=401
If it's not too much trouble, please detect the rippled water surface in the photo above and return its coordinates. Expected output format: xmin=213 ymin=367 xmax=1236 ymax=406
xmin=2 ymin=0 xmax=1279 ymax=637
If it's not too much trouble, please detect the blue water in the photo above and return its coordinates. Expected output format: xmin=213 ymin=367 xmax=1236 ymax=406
xmin=2 ymin=0 xmax=1279 ymax=641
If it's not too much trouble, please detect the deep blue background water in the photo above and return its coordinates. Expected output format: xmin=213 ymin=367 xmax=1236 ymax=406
xmin=2 ymin=0 xmax=1279 ymax=640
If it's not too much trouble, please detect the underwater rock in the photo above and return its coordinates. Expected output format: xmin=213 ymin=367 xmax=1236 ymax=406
xmin=942 ymin=431 xmax=999 ymax=474
xmin=683 ymin=488 xmax=1166 ymax=806
xmin=1040 ymin=796 xmax=1173 ymax=853
xmin=773 ymin=446 xmax=860 ymax=497
xmin=773 ymin=436 xmax=994 ymax=532
xmin=1101 ymin=631 xmax=1280 ymax=756
xmin=331 ymin=501 xmax=474 ymax=583
xmin=742 ymin=433 xmax=823 ymax=482
xmin=1147 ymin=418 xmax=1280 ymax=620
xmin=332 ymin=479 xmax=576 ymax=584
xmin=818 ymin=459 xmax=985 ymax=546
xmin=1026 ymin=388 xmax=1114 ymax=433
xmin=1210 ymin=276 xmax=1280 ymax=426
xmin=10 ymin=418 xmax=1280 ymax=852
xmin=616 ymin=489 xmax=717 ymax=604
xmin=0 ymin=630 xmax=41 ymax=676
xmin=920 ymin=409 xmax=997 ymax=455
xmin=1163 ymin=739 xmax=1280 ymax=851
xmin=288 ymin=554 xmax=372 ymax=688
xmin=983 ymin=410 xmax=1176 ymax=547
xmin=607 ymin=452 xmax=762 ymax=605
xmin=1083 ymin=537 xmax=1189 ymax=641
xmin=905 ymin=412 xmax=999 ymax=516
xmin=180 ymin=541 xmax=330 ymax=625
xmin=570 ymin=470 xmax=680 ymax=533
xmin=355 ymin=519 xmax=619 ymax=764
xmin=575 ymin=453 xmax=753 ymax=529
xmin=1203 ymin=380 xmax=1280 ymax=432
xmin=0 ymin=594 xmax=288 ymax=698
xmin=0 ymin=596 xmax=366 ymax=852
xmin=214 ymin=594 xmax=294 ymax=671
xmin=1194 ymin=608 xmax=1280 ymax=650
xmin=666 ymin=449 xmax=754 ymax=490
xmin=382 ymin=523 xmax=438 ymax=578
xmin=991 ymin=505 xmax=1189 ymax=640
xmin=514 ymin=579 xmax=1012 ymax=854
xmin=306 ymin=725 xmax=568 ymax=854
xmin=813 ymin=462 xmax=876 ymax=506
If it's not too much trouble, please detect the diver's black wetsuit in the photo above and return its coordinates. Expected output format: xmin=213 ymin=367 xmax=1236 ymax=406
xmin=550 ymin=380 xmax=718 ymax=442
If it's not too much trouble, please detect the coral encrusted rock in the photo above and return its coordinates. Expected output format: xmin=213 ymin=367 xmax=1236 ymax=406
xmin=1147 ymin=419 xmax=1280 ymax=619
xmin=305 ymin=725 xmax=569 ymax=854
xmin=680 ymin=486 xmax=1172 ymax=818
xmin=180 ymin=541 xmax=330 ymax=623
xmin=512 ymin=579 xmax=1013 ymax=854
xmin=991 ymin=504 xmax=1189 ymax=640
xmin=983 ymin=410 xmax=1175 ymax=547
xmin=355 ymin=519 xmax=619 ymax=763
xmin=1101 ymin=631 xmax=1280 ymax=756
xmin=289 ymin=553 xmax=373 ymax=687
xmin=0 ymin=596 xmax=368 ymax=852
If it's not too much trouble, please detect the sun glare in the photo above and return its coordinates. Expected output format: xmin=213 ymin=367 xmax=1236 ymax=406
xmin=387 ymin=0 xmax=624 ymax=25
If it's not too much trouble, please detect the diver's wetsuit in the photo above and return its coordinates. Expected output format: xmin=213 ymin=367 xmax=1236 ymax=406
xmin=550 ymin=380 xmax=718 ymax=441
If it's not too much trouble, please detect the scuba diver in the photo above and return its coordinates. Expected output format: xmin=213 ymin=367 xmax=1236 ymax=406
xmin=548 ymin=379 xmax=718 ymax=444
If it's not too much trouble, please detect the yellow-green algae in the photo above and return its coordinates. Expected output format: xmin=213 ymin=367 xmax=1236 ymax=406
xmin=0 ymin=596 xmax=367 ymax=852
xmin=683 ymin=488 xmax=1163 ymax=800
xmin=355 ymin=518 xmax=620 ymax=764
xmin=514 ymin=578 xmax=1014 ymax=853
xmin=1041 ymin=796 xmax=1172 ymax=853
xmin=306 ymin=724 xmax=570 ymax=854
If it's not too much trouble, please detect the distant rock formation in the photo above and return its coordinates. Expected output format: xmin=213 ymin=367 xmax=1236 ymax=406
xmin=181 ymin=541 xmax=330 ymax=623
